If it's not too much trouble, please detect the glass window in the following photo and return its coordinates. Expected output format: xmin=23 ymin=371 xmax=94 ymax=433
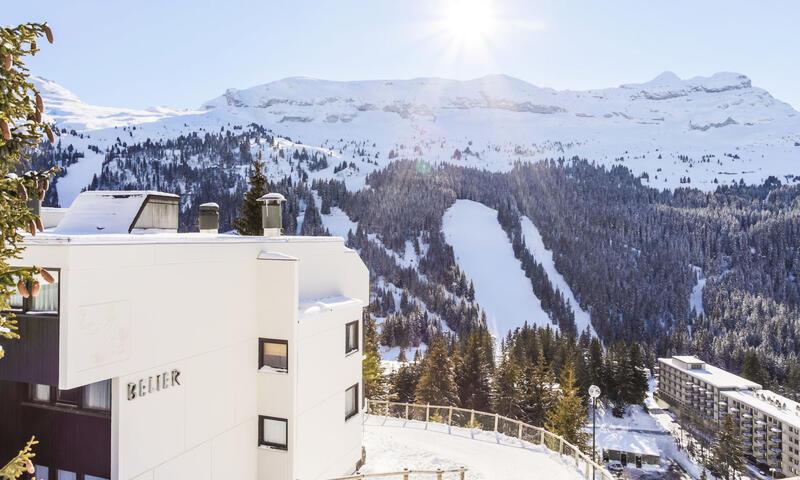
xmin=259 ymin=416 xmax=288 ymax=449
xmin=31 ymin=384 xmax=51 ymax=402
xmin=29 ymin=270 xmax=59 ymax=313
xmin=345 ymin=383 xmax=359 ymax=420
xmin=85 ymin=476 xmax=109 ymax=480
xmin=83 ymin=380 xmax=112 ymax=411
xmin=57 ymin=470 xmax=76 ymax=480
xmin=259 ymin=339 xmax=288 ymax=372
xmin=33 ymin=465 xmax=48 ymax=480
xmin=56 ymin=387 xmax=82 ymax=406
xmin=345 ymin=321 xmax=359 ymax=354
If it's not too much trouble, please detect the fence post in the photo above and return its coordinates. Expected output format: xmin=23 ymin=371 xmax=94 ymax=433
xmin=539 ymin=429 xmax=544 ymax=445
xmin=436 ymin=468 xmax=443 ymax=480
xmin=405 ymin=403 xmax=409 ymax=420
xmin=494 ymin=414 xmax=499 ymax=432
xmin=518 ymin=421 xmax=523 ymax=438
xmin=403 ymin=468 xmax=409 ymax=480
xmin=448 ymin=406 xmax=453 ymax=425
xmin=459 ymin=467 xmax=465 ymax=480
xmin=559 ymin=437 xmax=564 ymax=454
xmin=426 ymin=404 xmax=430 ymax=422
xmin=470 ymin=409 xmax=475 ymax=426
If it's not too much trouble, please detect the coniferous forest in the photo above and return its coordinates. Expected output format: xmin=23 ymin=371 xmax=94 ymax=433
xmin=44 ymin=124 xmax=800 ymax=400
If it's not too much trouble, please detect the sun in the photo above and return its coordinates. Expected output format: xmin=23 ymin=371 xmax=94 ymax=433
xmin=440 ymin=0 xmax=496 ymax=44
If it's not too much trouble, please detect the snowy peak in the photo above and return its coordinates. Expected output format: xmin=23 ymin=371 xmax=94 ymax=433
xmin=32 ymin=76 xmax=197 ymax=131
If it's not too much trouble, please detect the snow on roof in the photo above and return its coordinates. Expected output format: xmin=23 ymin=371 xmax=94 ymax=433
xmin=722 ymin=389 xmax=800 ymax=428
xmin=298 ymin=296 xmax=363 ymax=318
xmin=672 ymin=355 xmax=705 ymax=364
xmin=596 ymin=429 xmax=660 ymax=457
xmin=658 ymin=357 xmax=762 ymax=390
xmin=53 ymin=190 xmax=177 ymax=235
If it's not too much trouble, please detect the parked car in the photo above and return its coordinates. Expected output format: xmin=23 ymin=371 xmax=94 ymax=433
xmin=607 ymin=461 xmax=624 ymax=476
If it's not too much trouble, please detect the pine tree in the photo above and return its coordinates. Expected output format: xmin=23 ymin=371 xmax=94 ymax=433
xmin=520 ymin=351 xmax=557 ymax=426
xmin=546 ymin=363 xmax=589 ymax=450
xmin=0 ymin=22 xmax=57 ymax=480
xmin=456 ymin=329 xmax=492 ymax=410
xmin=493 ymin=351 xmax=522 ymax=418
xmin=391 ymin=361 xmax=420 ymax=403
xmin=415 ymin=337 xmax=458 ymax=405
xmin=624 ymin=343 xmax=649 ymax=405
xmin=362 ymin=312 xmax=387 ymax=400
xmin=233 ymin=152 xmax=267 ymax=235
xmin=713 ymin=415 xmax=744 ymax=480
xmin=741 ymin=350 xmax=765 ymax=386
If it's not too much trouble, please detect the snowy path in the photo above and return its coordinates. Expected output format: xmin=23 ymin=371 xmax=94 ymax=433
xmin=442 ymin=200 xmax=553 ymax=339
xmin=362 ymin=415 xmax=584 ymax=480
xmin=519 ymin=215 xmax=595 ymax=336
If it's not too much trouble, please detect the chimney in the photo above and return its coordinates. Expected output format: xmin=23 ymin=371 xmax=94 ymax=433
xmin=258 ymin=193 xmax=286 ymax=237
xmin=198 ymin=202 xmax=219 ymax=234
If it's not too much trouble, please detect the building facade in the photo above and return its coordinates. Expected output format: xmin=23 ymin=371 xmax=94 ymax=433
xmin=0 ymin=191 xmax=369 ymax=480
xmin=656 ymin=355 xmax=800 ymax=476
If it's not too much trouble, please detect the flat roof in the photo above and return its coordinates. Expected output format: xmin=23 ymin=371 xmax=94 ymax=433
xmin=672 ymin=355 xmax=705 ymax=364
xmin=23 ymin=232 xmax=346 ymax=246
xmin=723 ymin=389 xmax=800 ymax=428
xmin=658 ymin=357 xmax=762 ymax=390
xmin=595 ymin=429 xmax=660 ymax=457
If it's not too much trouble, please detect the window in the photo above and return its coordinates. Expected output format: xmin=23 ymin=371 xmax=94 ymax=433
xmin=57 ymin=470 xmax=76 ymax=480
xmin=31 ymin=384 xmax=51 ymax=402
xmin=34 ymin=465 xmax=48 ymax=480
xmin=345 ymin=383 xmax=359 ymax=420
xmin=345 ymin=321 xmax=359 ymax=355
xmin=259 ymin=339 xmax=288 ymax=372
xmin=5 ymin=269 xmax=59 ymax=314
xmin=259 ymin=416 xmax=288 ymax=450
xmin=56 ymin=387 xmax=82 ymax=406
xmin=83 ymin=380 xmax=112 ymax=411
xmin=85 ymin=476 xmax=109 ymax=480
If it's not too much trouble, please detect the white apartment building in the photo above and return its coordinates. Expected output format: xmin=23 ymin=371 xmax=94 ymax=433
xmin=656 ymin=355 xmax=761 ymax=423
xmin=0 ymin=191 xmax=369 ymax=480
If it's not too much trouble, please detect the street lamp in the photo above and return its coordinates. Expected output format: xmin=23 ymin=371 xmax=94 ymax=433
xmin=589 ymin=385 xmax=601 ymax=466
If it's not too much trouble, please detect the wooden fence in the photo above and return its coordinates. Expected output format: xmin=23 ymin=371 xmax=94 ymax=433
xmin=330 ymin=467 xmax=467 ymax=480
xmin=365 ymin=399 xmax=616 ymax=480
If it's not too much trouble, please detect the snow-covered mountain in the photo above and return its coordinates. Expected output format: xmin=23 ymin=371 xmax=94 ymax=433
xmin=39 ymin=71 xmax=800 ymax=203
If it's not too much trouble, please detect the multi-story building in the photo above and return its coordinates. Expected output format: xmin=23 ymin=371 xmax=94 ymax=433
xmin=721 ymin=389 xmax=800 ymax=476
xmin=655 ymin=355 xmax=761 ymax=423
xmin=0 ymin=190 xmax=369 ymax=480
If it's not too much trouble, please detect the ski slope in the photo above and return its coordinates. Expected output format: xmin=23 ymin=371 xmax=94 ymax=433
xmin=442 ymin=200 xmax=553 ymax=338
xmin=362 ymin=416 xmax=584 ymax=480
xmin=519 ymin=216 xmax=596 ymax=336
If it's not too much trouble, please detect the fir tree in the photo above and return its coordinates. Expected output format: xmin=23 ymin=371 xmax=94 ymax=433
xmin=520 ymin=351 xmax=557 ymax=426
xmin=233 ymin=152 xmax=267 ymax=235
xmin=713 ymin=415 xmax=744 ymax=480
xmin=546 ymin=363 xmax=589 ymax=450
xmin=741 ymin=350 xmax=765 ymax=386
xmin=415 ymin=337 xmax=458 ymax=405
xmin=493 ymin=350 xmax=522 ymax=418
xmin=391 ymin=361 xmax=420 ymax=403
xmin=362 ymin=312 xmax=387 ymax=400
xmin=456 ymin=329 xmax=492 ymax=410
xmin=0 ymin=22 xmax=57 ymax=480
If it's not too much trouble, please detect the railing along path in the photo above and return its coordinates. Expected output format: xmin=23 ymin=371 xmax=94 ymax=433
xmin=363 ymin=399 xmax=615 ymax=480
xmin=329 ymin=467 xmax=466 ymax=480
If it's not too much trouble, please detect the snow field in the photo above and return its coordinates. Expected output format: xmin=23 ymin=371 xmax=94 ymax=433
xmin=442 ymin=200 xmax=554 ymax=339
xmin=362 ymin=415 xmax=584 ymax=480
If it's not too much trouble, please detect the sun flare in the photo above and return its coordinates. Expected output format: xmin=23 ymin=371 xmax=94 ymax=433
xmin=440 ymin=0 xmax=496 ymax=44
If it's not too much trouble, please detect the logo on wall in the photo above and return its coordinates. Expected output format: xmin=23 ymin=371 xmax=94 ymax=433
xmin=127 ymin=369 xmax=181 ymax=401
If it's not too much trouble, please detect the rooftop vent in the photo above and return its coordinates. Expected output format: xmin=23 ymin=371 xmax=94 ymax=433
xmin=198 ymin=202 xmax=219 ymax=234
xmin=54 ymin=191 xmax=179 ymax=235
xmin=258 ymin=192 xmax=286 ymax=237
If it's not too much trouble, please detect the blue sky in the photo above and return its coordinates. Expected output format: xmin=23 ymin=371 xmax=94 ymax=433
xmin=6 ymin=0 xmax=799 ymax=109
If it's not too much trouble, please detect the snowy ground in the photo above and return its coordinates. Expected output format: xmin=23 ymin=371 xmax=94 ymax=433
xmin=442 ymin=200 xmax=554 ymax=339
xmin=362 ymin=415 xmax=584 ymax=480
xmin=519 ymin=215 xmax=596 ymax=336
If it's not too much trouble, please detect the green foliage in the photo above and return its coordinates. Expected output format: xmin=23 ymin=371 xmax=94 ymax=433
xmin=362 ymin=311 xmax=388 ymax=400
xmin=415 ymin=336 xmax=458 ymax=405
xmin=0 ymin=23 xmax=57 ymax=362
xmin=520 ymin=351 xmax=557 ymax=426
xmin=232 ymin=151 xmax=266 ymax=235
xmin=493 ymin=349 xmax=522 ymax=418
xmin=712 ymin=415 xmax=744 ymax=480
xmin=455 ymin=328 xmax=493 ymax=410
xmin=0 ymin=436 xmax=37 ymax=479
xmin=546 ymin=364 xmax=589 ymax=451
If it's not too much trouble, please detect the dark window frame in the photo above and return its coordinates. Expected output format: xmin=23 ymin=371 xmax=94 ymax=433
xmin=258 ymin=415 xmax=288 ymax=450
xmin=258 ymin=338 xmax=289 ymax=372
xmin=345 ymin=383 xmax=359 ymax=421
xmin=28 ymin=381 xmax=112 ymax=415
xmin=345 ymin=321 xmax=359 ymax=355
